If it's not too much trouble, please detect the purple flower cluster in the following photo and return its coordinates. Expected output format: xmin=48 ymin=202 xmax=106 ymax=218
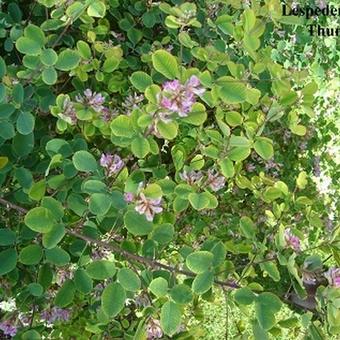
xmin=206 ymin=169 xmax=226 ymax=192
xmin=159 ymin=76 xmax=205 ymax=122
xmin=0 ymin=320 xmax=17 ymax=337
xmin=76 ymin=89 xmax=105 ymax=112
xmin=179 ymin=170 xmax=203 ymax=185
xmin=284 ymin=228 xmax=301 ymax=252
xmin=325 ymin=267 xmax=340 ymax=288
xmin=135 ymin=193 xmax=163 ymax=222
xmin=60 ymin=97 xmax=77 ymax=125
xmin=100 ymin=153 xmax=124 ymax=177
xmin=122 ymin=93 xmax=144 ymax=115
xmin=146 ymin=318 xmax=163 ymax=339
xmin=41 ymin=307 xmax=71 ymax=325
xmin=179 ymin=169 xmax=226 ymax=192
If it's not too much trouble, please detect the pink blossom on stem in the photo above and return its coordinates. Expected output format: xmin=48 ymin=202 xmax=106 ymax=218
xmin=206 ymin=170 xmax=225 ymax=192
xmin=100 ymin=153 xmax=124 ymax=177
xmin=179 ymin=170 xmax=203 ymax=185
xmin=41 ymin=307 xmax=71 ymax=325
xmin=159 ymin=76 xmax=205 ymax=121
xmin=135 ymin=193 xmax=163 ymax=221
xmin=146 ymin=319 xmax=163 ymax=339
xmin=284 ymin=228 xmax=301 ymax=252
xmin=76 ymin=89 xmax=105 ymax=112
xmin=325 ymin=267 xmax=340 ymax=288
xmin=0 ymin=320 xmax=17 ymax=337
xmin=124 ymin=192 xmax=135 ymax=203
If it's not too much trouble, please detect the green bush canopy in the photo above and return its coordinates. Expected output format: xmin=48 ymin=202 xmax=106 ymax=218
xmin=0 ymin=0 xmax=339 ymax=339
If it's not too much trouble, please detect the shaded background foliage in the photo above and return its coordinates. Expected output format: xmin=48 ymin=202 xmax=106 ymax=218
xmin=0 ymin=0 xmax=339 ymax=339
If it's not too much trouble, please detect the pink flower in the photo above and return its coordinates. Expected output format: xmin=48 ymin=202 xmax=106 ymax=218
xmin=124 ymin=192 xmax=135 ymax=203
xmin=100 ymin=153 xmax=124 ymax=177
xmin=284 ymin=228 xmax=301 ymax=252
xmin=135 ymin=193 xmax=163 ymax=222
xmin=59 ymin=97 xmax=77 ymax=125
xmin=159 ymin=76 xmax=205 ymax=121
xmin=325 ymin=267 xmax=340 ymax=288
xmin=179 ymin=170 xmax=203 ymax=185
xmin=146 ymin=319 xmax=163 ymax=339
xmin=76 ymin=89 xmax=105 ymax=112
xmin=100 ymin=153 xmax=113 ymax=167
xmin=0 ymin=320 xmax=17 ymax=337
xmin=186 ymin=75 xmax=205 ymax=95
xmin=206 ymin=170 xmax=225 ymax=192
xmin=41 ymin=307 xmax=71 ymax=325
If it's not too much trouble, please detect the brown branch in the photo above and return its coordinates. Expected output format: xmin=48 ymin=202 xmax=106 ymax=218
xmin=0 ymin=198 xmax=238 ymax=289
xmin=0 ymin=198 xmax=28 ymax=215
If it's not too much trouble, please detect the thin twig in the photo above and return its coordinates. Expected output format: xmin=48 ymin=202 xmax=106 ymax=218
xmin=0 ymin=198 xmax=238 ymax=289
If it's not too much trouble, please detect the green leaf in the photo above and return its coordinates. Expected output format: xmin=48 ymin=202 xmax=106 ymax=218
xmin=0 ymin=122 xmax=15 ymax=140
xmin=16 ymin=112 xmax=35 ymax=135
xmin=0 ymin=56 xmax=6 ymax=78
xmin=101 ymin=282 xmax=126 ymax=317
xmin=260 ymin=262 xmax=281 ymax=282
xmin=152 ymin=50 xmax=179 ymax=79
xmin=110 ymin=115 xmax=134 ymax=137
xmin=89 ymin=193 xmax=111 ymax=215
xmin=42 ymin=67 xmax=58 ymax=85
xmin=130 ymin=71 xmax=153 ymax=92
xmin=131 ymin=136 xmax=150 ymax=158
xmin=44 ymin=245 xmax=69 ymax=265
xmin=24 ymin=207 xmax=56 ymax=233
xmin=149 ymin=277 xmax=168 ymax=297
xmin=27 ymin=283 xmax=43 ymax=297
xmin=225 ymin=111 xmax=243 ymax=126
xmin=228 ymin=147 xmax=251 ymax=161
xmin=0 ymin=229 xmax=16 ymax=246
xmin=19 ymin=244 xmax=43 ymax=265
xmin=16 ymin=37 xmax=42 ymax=56
xmin=86 ymin=260 xmax=116 ymax=280
xmin=188 ymin=193 xmax=210 ymax=211
xmin=240 ymin=216 xmax=256 ymax=239
xmin=156 ymin=120 xmax=178 ymax=140
xmin=25 ymin=24 xmax=45 ymax=46
xmin=255 ymin=293 xmax=282 ymax=330
xmin=219 ymin=158 xmax=234 ymax=178
xmin=192 ymin=271 xmax=214 ymax=294
xmin=55 ymin=49 xmax=81 ymax=71
xmin=22 ymin=330 xmax=41 ymax=340
xmin=234 ymin=287 xmax=256 ymax=305
xmin=186 ymin=251 xmax=214 ymax=274
xmin=72 ymin=150 xmax=98 ymax=172
xmin=150 ymin=223 xmax=174 ymax=245
xmin=296 ymin=171 xmax=308 ymax=189
xmin=55 ymin=280 xmax=75 ymax=307
xmin=218 ymin=82 xmax=246 ymax=103
xmin=42 ymin=224 xmax=65 ymax=249
xmin=102 ymin=56 xmax=120 ymax=72
xmin=170 ymin=284 xmax=193 ymax=304
xmin=0 ymin=156 xmax=8 ymax=170
xmin=0 ymin=248 xmax=17 ymax=276
xmin=160 ymin=301 xmax=182 ymax=336
xmin=74 ymin=269 xmax=93 ymax=294
xmin=40 ymin=48 xmax=58 ymax=66
xmin=117 ymin=268 xmax=141 ymax=292
xmin=182 ymin=102 xmax=207 ymax=126
xmin=124 ymin=211 xmax=153 ymax=236
xmin=87 ymin=1 xmax=106 ymax=17
xmin=41 ymin=197 xmax=64 ymax=220
xmin=28 ymin=180 xmax=46 ymax=201
xmin=254 ymin=138 xmax=274 ymax=160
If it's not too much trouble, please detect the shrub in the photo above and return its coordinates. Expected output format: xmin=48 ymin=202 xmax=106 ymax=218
xmin=0 ymin=0 xmax=339 ymax=339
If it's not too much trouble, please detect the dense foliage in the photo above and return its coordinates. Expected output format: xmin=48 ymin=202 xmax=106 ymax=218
xmin=0 ymin=0 xmax=339 ymax=339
